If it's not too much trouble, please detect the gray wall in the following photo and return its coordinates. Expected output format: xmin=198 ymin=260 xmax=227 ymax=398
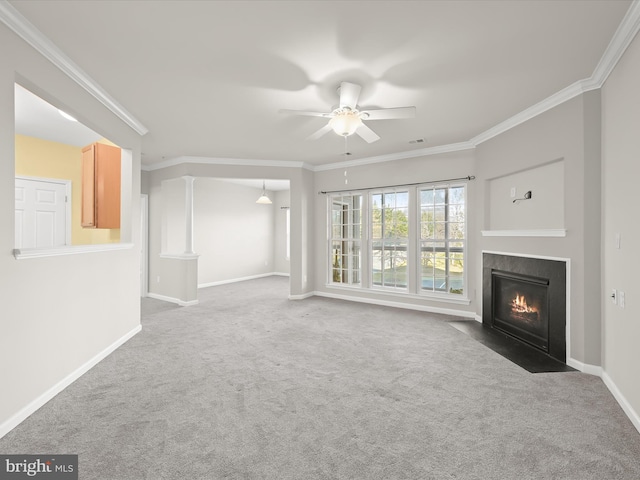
xmin=601 ymin=31 xmax=640 ymax=421
xmin=487 ymin=159 xmax=564 ymax=230
xmin=146 ymin=162 xmax=311 ymax=300
xmin=475 ymin=92 xmax=602 ymax=366
xmin=0 ymin=25 xmax=142 ymax=432
xmin=194 ymin=178 xmax=276 ymax=286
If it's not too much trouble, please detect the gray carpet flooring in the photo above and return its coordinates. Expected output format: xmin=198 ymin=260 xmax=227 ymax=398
xmin=1 ymin=276 xmax=640 ymax=479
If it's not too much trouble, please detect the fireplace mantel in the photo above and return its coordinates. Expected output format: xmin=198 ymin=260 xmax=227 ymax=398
xmin=481 ymin=229 xmax=567 ymax=237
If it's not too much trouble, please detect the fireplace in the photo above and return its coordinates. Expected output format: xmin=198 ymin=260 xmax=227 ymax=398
xmin=492 ymin=271 xmax=549 ymax=351
xmin=483 ymin=253 xmax=566 ymax=363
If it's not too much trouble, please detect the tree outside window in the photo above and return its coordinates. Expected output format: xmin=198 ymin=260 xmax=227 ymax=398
xmin=372 ymin=191 xmax=409 ymax=289
xmin=420 ymin=185 xmax=465 ymax=295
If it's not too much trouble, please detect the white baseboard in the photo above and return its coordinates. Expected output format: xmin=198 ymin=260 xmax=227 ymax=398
xmin=198 ymin=272 xmax=284 ymax=289
xmin=602 ymin=371 xmax=640 ymax=435
xmin=0 ymin=324 xmax=142 ymax=439
xmin=147 ymin=292 xmax=198 ymax=307
xmin=313 ymin=290 xmax=477 ymax=318
xmin=153 ymin=273 xmax=289 ymax=306
xmin=566 ymin=360 xmax=640 ymax=435
xmin=474 ymin=314 xmax=482 ymax=323
xmin=289 ymin=291 xmax=315 ymax=300
xmin=567 ymin=358 xmax=603 ymax=377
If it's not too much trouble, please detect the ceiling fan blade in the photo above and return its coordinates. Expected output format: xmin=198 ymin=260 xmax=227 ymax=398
xmin=355 ymin=123 xmax=380 ymax=143
xmin=338 ymin=82 xmax=361 ymax=109
xmin=306 ymin=123 xmax=333 ymax=141
xmin=279 ymin=109 xmax=331 ymax=118
xmin=360 ymin=106 xmax=416 ymax=120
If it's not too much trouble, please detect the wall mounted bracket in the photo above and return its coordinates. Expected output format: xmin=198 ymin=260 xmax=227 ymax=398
xmin=513 ymin=190 xmax=532 ymax=203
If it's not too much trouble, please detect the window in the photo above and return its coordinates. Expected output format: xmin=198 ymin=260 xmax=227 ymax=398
xmin=329 ymin=194 xmax=362 ymax=286
xmin=371 ymin=190 xmax=409 ymax=289
xmin=327 ymin=183 xmax=467 ymax=302
xmin=419 ymin=185 xmax=465 ymax=295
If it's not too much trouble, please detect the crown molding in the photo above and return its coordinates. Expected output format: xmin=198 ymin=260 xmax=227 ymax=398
xmin=142 ymin=155 xmax=313 ymax=172
xmin=471 ymin=0 xmax=640 ymax=147
xmin=7 ymin=0 xmax=636 ymax=170
xmin=469 ymin=79 xmax=588 ymax=146
xmin=137 ymin=0 xmax=640 ymax=173
xmin=0 ymin=0 xmax=148 ymax=136
xmin=591 ymin=0 xmax=640 ymax=86
xmin=313 ymin=141 xmax=476 ymax=172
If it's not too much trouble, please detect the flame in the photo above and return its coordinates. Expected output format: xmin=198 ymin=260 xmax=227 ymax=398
xmin=512 ymin=293 xmax=537 ymax=313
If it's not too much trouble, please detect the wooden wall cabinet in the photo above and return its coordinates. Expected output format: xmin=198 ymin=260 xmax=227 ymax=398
xmin=81 ymin=142 xmax=121 ymax=229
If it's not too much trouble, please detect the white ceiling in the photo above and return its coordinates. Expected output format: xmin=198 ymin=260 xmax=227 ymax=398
xmin=7 ymin=0 xmax=634 ymax=168
xmin=14 ymin=84 xmax=102 ymax=147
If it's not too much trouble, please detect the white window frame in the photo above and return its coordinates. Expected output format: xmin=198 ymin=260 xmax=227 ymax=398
xmin=325 ymin=183 xmax=469 ymax=304
xmin=417 ymin=183 xmax=467 ymax=299
xmin=370 ymin=189 xmax=410 ymax=292
xmin=327 ymin=193 xmax=363 ymax=287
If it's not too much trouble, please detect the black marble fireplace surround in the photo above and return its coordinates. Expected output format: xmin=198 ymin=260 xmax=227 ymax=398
xmin=483 ymin=253 xmax=567 ymax=363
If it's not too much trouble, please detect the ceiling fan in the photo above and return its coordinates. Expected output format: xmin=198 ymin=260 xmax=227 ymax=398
xmin=280 ymin=81 xmax=416 ymax=143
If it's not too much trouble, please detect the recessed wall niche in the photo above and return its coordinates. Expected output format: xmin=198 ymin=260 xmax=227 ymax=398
xmin=487 ymin=159 xmax=564 ymax=231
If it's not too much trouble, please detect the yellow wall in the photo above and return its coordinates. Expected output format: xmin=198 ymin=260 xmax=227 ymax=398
xmin=15 ymin=134 xmax=120 ymax=245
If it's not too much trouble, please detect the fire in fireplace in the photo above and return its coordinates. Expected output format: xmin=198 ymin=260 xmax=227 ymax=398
xmin=512 ymin=293 xmax=536 ymax=316
xmin=492 ymin=272 xmax=549 ymax=351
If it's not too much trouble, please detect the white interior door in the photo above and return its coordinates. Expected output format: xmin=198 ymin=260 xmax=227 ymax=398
xmin=15 ymin=176 xmax=70 ymax=249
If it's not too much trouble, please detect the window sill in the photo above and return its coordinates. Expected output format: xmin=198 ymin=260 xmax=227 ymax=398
xmin=14 ymin=243 xmax=134 ymax=259
xmin=326 ymin=283 xmax=471 ymax=306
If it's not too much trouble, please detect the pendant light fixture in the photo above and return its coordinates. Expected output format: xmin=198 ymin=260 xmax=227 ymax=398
xmin=256 ymin=180 xmax=272 ymax=204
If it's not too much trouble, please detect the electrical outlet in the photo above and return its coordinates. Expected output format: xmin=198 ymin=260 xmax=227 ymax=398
xmin=615 ymin=233 xmax=621 ymax=249
xmin=510 ymin=187 xmax=516 ymax=198
xmin=157 ymin=276 xmax=160 ymax=283
xmin=619 ymin=291 xmax=625 ymax=309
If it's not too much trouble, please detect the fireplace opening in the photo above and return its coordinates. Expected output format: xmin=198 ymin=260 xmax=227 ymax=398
xmin=483 ymin=253 xmax=566 ymax=364
xmin=492 ymin=272 xmax=549 ymax=352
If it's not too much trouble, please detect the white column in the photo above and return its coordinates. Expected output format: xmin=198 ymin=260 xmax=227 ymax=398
xmin=183 ymin=175 xmax=195 ymax=255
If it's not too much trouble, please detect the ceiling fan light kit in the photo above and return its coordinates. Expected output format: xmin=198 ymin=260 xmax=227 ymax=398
xmin=329 ymin=109 xmax=362 ymax=136
xmin=281 ymin=81 xmax=416 ymax=144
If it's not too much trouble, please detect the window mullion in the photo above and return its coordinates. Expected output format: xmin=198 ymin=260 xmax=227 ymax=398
xmin=444 ymin=187 xmax=450 ymax=293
